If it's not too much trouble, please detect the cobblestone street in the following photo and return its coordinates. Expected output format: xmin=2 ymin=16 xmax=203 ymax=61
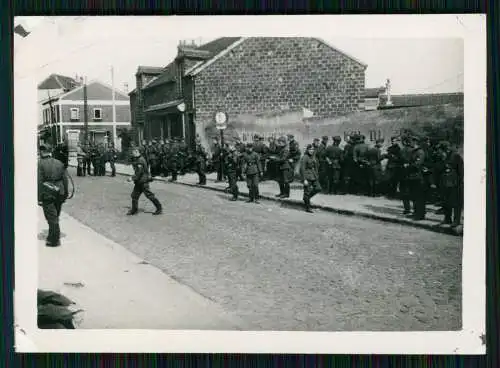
xmin=60 ymin=168 xmax=462 ymax=331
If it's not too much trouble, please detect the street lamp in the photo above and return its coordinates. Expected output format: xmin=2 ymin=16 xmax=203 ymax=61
xmin=177 ymin=102 xmax=186 ymax=140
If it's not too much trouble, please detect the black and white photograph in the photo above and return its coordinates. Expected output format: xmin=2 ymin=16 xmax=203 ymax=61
xmin=14 ymin=15 xmax=486 ymax=354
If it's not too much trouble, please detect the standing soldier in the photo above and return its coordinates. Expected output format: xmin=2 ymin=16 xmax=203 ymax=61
xmin=38 ymin=144 xmax=69 ymax=247
xmin=384 ymin=136 xmax=403 ymax=198
xmin=178 ymin=138 xmax=189 ymax=175
xmin=126 ymin=148 xmax=162 ymax=216
xmin=97 ymin=143 xmax=107 ymax=176
xmin=316 ymin=136 xmax=329 ymax=193
xmin=161 ymin=140 xmax=171 ymax=178
xmin=82 ymin=142 xmax=91 ymax=176
xmin=106 ymin=143 xmax=117 ymax=177
xmin=366 ymin=139 xmax=384 ymax=197
xmin=241 ymin=143 xmax=262 ymax=203
xmin=400 ymin=136 xmax=414 ymax=215
xmin=287 ymin=134 xmax=301 ymax=180
xmin=253 ymin=135 xmax=268 ymax=181
xmin=193 ymin=138 xmax=208 ymax=185
xmin=225 ymin=146 xmax=240 ymax=201
xmin=352 ymin=135 xmax=369 ymax=195
xmin=436 ymin=141 xmax=464 ymax=226
xmin=169 ymin=138 xmax=180 ymax=182
xmin=76 ymin=143 xmax=86 ymax=177
xmin=406 ymin=136 xmax=427 ymax=220
xmin=148 ymin=140 xmax=160 ymax=177
xmin=211 ymin=137 xmax=223 ymax=182
xmin=234 ymin=137 xmax=245 ymax=181
xmin=89 ymin=143 xmax=99 ymax=176
xmin=275 ymin=136 xmax=294 ymax=198
xmin=300 ymin=144 xmax=322 ymax=213
xmin=325 ymin=136 xmax=344 ymax=194
xmin=341 ymin=135 xmax=355 ymax=194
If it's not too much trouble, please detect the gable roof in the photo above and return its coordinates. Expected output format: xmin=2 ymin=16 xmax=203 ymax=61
xmin=38 ymin=74 xmax=81 ymax=90
xmin=57 ymin=79 xmax=129 ymax=101
xmin=143 ymin=37 xmax=242 ymax=90
xmin=136 ymin=66 xmax=165 ymax=76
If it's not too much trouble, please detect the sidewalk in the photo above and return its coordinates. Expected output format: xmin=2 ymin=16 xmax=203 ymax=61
xmin=38 ymin=207 xmax=245 ymax=330
xmin=69 ymin=159 xmax=463 ymax=237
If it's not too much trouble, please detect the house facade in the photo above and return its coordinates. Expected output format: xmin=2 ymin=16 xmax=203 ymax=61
xmin=131 ymin=37 xmax=367 ymax=150
xmin=38 ymin=78 xmax=131 ymax=150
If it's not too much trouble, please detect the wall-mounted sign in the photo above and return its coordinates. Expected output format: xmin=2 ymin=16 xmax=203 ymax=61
xmin=214 ymin=111 xmax=228 ymax=130
xmin=177 ymin=102 xmax=186 ymax=112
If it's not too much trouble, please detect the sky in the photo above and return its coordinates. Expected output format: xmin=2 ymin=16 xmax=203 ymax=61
xmin=14 ymin=16 xmax=464 ymax=95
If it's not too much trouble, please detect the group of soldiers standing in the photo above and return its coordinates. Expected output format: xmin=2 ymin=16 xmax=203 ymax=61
xmin=76 ymin=142 xmax=117 ymax=177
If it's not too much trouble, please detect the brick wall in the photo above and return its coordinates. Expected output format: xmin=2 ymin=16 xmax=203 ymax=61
xmin=61 ymin=104 xmax=131 ymax=123
xmin=193 ymin=37 xmax=366 ymax=146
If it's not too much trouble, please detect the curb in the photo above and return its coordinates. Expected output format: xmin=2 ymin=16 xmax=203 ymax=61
xmin=68 ymin=164 xmax=462 ymax=237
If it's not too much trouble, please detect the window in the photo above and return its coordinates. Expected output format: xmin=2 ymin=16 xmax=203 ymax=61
xmin=93 ymin=108 xmax=102 ymax=120
xmin=70 ymin=108 xmax=80 ymax=121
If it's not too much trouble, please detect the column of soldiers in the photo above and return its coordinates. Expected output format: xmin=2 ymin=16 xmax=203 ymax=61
xmin=75 ymin=141 xmax=117 ymax=177
xmin=215 ymin=133 xmax=463 ymax=224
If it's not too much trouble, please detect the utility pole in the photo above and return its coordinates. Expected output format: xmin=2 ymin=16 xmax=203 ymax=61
xmin=47 ymin=91 xmax=57 ymax=146
xmin=111 ymin=65 xmax=117 ymax=148
xmin=83 ymin=76 xmax=89 ymax=143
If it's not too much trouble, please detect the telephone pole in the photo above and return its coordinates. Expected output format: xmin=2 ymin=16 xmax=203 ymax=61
xmin=83 ymin=76 xmax=89 ymax=143
xmin=111 ymin=65 xmax=117 ymax=147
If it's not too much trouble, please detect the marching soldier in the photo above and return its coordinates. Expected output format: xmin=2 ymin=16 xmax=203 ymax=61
xmin=366 ymin=139 xmax=384 ymax=197
xmin=300 ymin=144 xmax=322 ymax=213
xmin=38 ymin=144 xmax=69 ymax=247
xmin=435 ymin=141 xmax=464 ymax=226
xmin=316 ymin=136 xmax=329 ymax=193
xmin=241 ymin=143 xmax=262 ymax=203
xmin=139 ymin=140 xmax=148 ymax=166
xmin=126 ymin=148 xmax=162 ymax=216
xmin=325 ymin=136 xmax=344 ymax=194
xmin=225 ymin=146 xmax=240 ymax=201
xmin=193 ymin=138 xmax=208 ymax=185
xmin=212 ymin=137 xmax=223 ymax=182
xmin=384 ymin=136 xmax=403 ymax=198
xmin=275 ymin=136 xmax=293 ymax=198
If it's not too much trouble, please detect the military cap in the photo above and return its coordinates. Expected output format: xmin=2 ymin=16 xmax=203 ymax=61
xmin=322 ymin=135 xmax=329 ymax=140
xmin=253 ymin=134 xmax=260 ymax=139
xmin=313 ymin=138 xmax=320 ymax=142
xmin=333 ymin=136 xmax=342 ymax=142
xmin=306 ymin=144 xmax=313 ymax=150
xmin=287 ymin=134 xmax=294 ymax=139
xmin=375 ymin=138 xmax=384 ymax=144
xmin=246 ymin=143 xmax=253 ymax=148
xmin=438 ymin=140 xmax=451 ymax=150
xmin=278 ymin=136 xmax=287 ymax=143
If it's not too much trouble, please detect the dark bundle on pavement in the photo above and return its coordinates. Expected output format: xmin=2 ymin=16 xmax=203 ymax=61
xmin=37 ymin=289 xmax=83 ymax=329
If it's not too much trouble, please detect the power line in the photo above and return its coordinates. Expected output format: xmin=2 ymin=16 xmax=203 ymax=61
xmin=420 ymin=72 xmax=464 ymax=92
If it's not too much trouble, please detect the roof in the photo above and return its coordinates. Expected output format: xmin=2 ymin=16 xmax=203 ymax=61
xmin=136 ymin=66 xmax=165 ymax=75
xmin=364 ymin=87 xmax=386 ymax=98
xmin=143 ymin=99 xmax=184 ymax=113
xmin=38 ymin=74 xmax=81 ymax=91
xmin=143 ymin=37 xmax=242 ymax=90
xmin=55 ymin=79 xmax=129 ymax=101
xmin=379 ymin=92 xmax=464 ymax=108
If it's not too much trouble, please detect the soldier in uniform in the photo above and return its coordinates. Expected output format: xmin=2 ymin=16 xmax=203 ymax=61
xmin=406 ymin=136 xmax=427 ymax=220
xmin=211 ymin=137 xmax=223 ymax=182
xmin=88 ymin=143 xmax=99 ymax=176
xmin=436 ymin=141 xmax=464 ymax=226
xmin=126 ymin=148 xmax=162 ymax=216
xmin=168 ymin=138 xmax=180 ymax=182
xmin=341 ymin=135 xmax=355 ymax=194
xmin=234 ymin=137 xmax=245 ymax=181
xmin=400 ymin=136 xmax=414 ymax=214
xmin=148 ymin=140 xmax=160 ymax=177
xmin=139 ymin=140 xmax=148 ymax=167
xmin=105 ymin=143 xmax=117 ymax=177
xmin=384 ymin=136 xmax=403 ymax=198
xmin=325 ymin=136 xmax=344 ymax=194
xmin=53 ymin=140 xmax=69 ymax=169
xmin=76 ymin=143 xmax=86 ymax=176
xmin=300 ymin=144 xmax=322 ymax=213
xmin=241 ymin=143 xmax=262 ymax=203
xmin=97 ymin=143 xmax=107 ymax=176
xmin=275 ymin=136 xmax=294 ymax=198
xmin=265 ymin=136 xmax=278 ymax=182
xmin=287 ymin=134 xmax=301 ymax=179
xmin=178 ymin=138 xmax=189 ymax=175
xmin=161 ymin=140 xmax=171 ymax=177
xmin=352 ymin=135 xmax=369 ymax=194
xmin=316 ymin=136 xmax=329 ymax=193
xmin=193 ymin=138 xmax=208 ymax=185
xmin=38 ymin=144 xmax=69 ymax=247
xmin=82 ymin=142 xmax=91 ymax=175
xmin=366 ymin=139 xmax=384 ymax=197
xmin=225 ymin=146 xmax=240 ymax=201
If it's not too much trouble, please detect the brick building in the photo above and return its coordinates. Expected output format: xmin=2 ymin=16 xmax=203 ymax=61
xmin=130 ymin=37 xmax=367 ymax=150
xmin=39 ymin=77 xmax=131 ymax=151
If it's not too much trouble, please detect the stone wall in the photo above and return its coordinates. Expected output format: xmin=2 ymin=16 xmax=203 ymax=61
xmin=193 ymin=37 xmax=366 ymax=147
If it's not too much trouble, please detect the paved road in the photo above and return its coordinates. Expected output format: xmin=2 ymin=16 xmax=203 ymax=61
xmin=62 ymin=168 xmax=462 ymax=331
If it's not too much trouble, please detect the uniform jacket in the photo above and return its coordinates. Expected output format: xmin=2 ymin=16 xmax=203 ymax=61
xmin=224 ymin=153 xmax=240 ymax=173
xmin=131 ymin=156 xmax=151 ymax=184
xmin=438 ymin=151 xmax=464 ymax=188
xmin=194 ymin=144 xmax=207 ymax=163
xmin=316 ymin=143 xmax=328 ymax=163
xmin=407 ymin=147 xmax=426 ymax=181
xmin=288 ymin=141 xmax=301 ymax=164
xmin=325 ymin=145 xmax=343 ymax=168
xmin=300 ymin=153 xmax=319 ymax=181
xmin=385 ymin=144 xmax=402 ymax=169
xmin=276 ymin=146 xmax=292 ymax=170
xmin=366 ymin=147 xmax=382 ymax=166
xmin=212 ymin=144 xmax=222 ymax=162
xmin=38 ymin=157 xmax=69 ymax=202
xmin=241 ymin=151 xmax=262 ymax=175
xmin=353 ymin=143 xmax=369 ymax=163
xmin=235 ymin=142 xmax=245 ymax=154
xmin=76 ymin=147 xmax=86 ymax=159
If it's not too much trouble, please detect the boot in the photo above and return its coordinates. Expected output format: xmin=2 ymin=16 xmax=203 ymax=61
xmin=246 ymin=189 xmax=254 ymax=203
xmin=254 ymin=188 xmax=260 ymax=204
xmin=282 ymin=184 xmax=290 ymax=198
xmin=276 ymin=183 xmax=284 ymax=197
xmin=127 ymin=200 xmax=139 ymax=215
xmin=304 ymin=198 xmax=313 ymax=213
xmin=151 ymin=198 xmax=163 ymax=215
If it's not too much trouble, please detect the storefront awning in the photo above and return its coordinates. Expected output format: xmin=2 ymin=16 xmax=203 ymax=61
xmin=144 ymin=99 xmax=184 ymax=114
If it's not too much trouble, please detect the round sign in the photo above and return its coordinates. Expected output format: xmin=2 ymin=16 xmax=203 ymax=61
xmin=177 ymin=102 xmax=186 ymax=112
xmin=214 ymin=111 xmax=228 ymax=130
